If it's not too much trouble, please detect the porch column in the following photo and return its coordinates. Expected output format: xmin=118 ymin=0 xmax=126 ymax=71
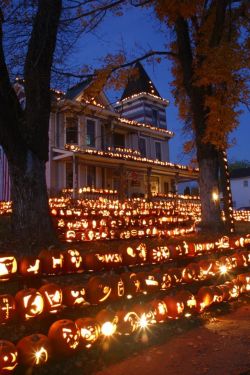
xmin=118 ymin=164 xmax=126 ymax=200
xmin=147 ymin=167 xmax=152 ymax=201
xmin=72 ymin=153 xmax=78 ymax=199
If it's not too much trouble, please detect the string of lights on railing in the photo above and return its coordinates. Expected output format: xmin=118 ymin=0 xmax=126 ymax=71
xmin=64 ymin=144 xmax=198 ymax=172
xmin=0 ymin=271 xmax=249 ymax=371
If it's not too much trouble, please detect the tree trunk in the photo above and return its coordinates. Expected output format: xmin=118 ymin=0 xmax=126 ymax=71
xmin=198 ymin=155 xmax=224 ymax=232
xmin=8 ymin=149 xmax=57 ymax=252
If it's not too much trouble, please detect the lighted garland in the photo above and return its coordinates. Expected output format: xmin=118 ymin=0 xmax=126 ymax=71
xmin=0 ymin=273 xmax=249 ymax=372
xmin=0 ymin=250 xmax=249 ymax=324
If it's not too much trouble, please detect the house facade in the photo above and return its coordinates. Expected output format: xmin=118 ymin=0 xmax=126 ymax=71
xmin=0 ymin=63 xmax=197 ymax=200
xmin=230 ymin=168 xmax=250 ymax=209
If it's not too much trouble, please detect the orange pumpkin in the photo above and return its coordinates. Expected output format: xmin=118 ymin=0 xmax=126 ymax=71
xmin=86 ymin=276 xmax=112 ymax=305
xmin=63 ymin=285 xmax=87 ymax=307
xmin=163 ymin=295 xmax=184 ymax=319
xmin=15 ymin=289 xmax=44 ymax=320
xmin=0 ymin=295 xmax=16 ymax=324
xmin=0 ymin=254 xmax=17 ymax=281
xmin=38 ymin=249 xmax=64 ymax=275
xmin=48 ymin=319 xmax=80 ymax=354
xmin=17 ymin=334 xmax=51 ymax=367
xmin=95 ymin=309 xmax=117 ymax=337
xmin=0 ymin=340 xmax=18 ymax=374
xmin=120 ymin=272 xmax=141 ymax=296
xmin=196 ymin=286 xmax=215 ymax=311
xmin=150 ymin=299 xmax=168 ymax=322
xmin=176 ymin=290 xmax=197 ymax=314
xmin=63 ymin=249 xmax=83 ymax=273
xmin=19 ymin=256 xmax=41 ymax=277
xmin=39 ymin=283 xmax=63 ymax=314
xmin=75 ymin=317 xmax=100 ymax=348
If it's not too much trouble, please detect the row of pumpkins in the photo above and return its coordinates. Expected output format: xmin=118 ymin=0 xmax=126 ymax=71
xmin=1 ymin=252 xmax=249 ymax=324
xmin=1 ymin=235 xmax=249 ymax=281
xmin=0 ymin=273 xmax=249 ymax=373
xmin=62 ymin=223 xmax=195 ymax=242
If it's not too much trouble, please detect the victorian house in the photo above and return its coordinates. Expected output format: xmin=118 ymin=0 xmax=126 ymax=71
xmin=0 ymin=63 xmax=197 ymax=200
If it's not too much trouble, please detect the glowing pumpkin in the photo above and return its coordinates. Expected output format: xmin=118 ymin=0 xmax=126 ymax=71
xmin=63 ymin=285 xmax=87 ymax=307
xmin=120 ymin=272 xmax=141 ymax=296
xmin=0 ymin=255 xmax=17 ymax=281
xmin=15 ymin=289 xmax=44 ymax=320
xmin=17 ymin=334 xmax=51 ymax=367
xmin=39 ymin=283 xmax=63 ymax=314
xmin=63 ymin=249 xmax=83 ymax=273
xmin=75 ymin=317 xmax=100 ymax=348
xmin=19 ymin=256 xmax=41 ymax=277
xmin=150 ymin=299 xmax=168 ymax=322
xmin=0 ymin=340 xmax=18 ymax=374
xmin=95 ymin=309 xmax=117 ymax=337
xmin=163 ymin=295 xmax=184 ymax=319
xmin=0 ymin=295 xmax=16 ymax=324
xmin=86 ymin=276 xmax=112 ymax=305
xmin=39 ymin=249 xmax=64 ymax=275
xmin=48 ymin=319 xmax=80 ymax=354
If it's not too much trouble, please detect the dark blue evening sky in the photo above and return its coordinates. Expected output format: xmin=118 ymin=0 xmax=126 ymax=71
xmin=70 ymin=6 xmax=249 ymax=165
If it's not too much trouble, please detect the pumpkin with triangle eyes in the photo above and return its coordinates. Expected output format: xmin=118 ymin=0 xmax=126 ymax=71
xmin=48 ymin=319 xmax=80 ymax=355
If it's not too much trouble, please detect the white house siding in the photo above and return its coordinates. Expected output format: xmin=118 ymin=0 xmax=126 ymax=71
xmin=231 ymin=177 xmax=250 ymax=208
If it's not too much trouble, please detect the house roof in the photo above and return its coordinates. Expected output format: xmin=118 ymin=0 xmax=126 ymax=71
xmin=230 ymin=167 xmax=250 ymax=179
xmin=65 ymin=78 xmax=92 ymax=100
xmin=120 ymin=62 xmax=162 ymax=100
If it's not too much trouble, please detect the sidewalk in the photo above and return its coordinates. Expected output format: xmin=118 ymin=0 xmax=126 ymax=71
xmin=95 ymin=304 xmax=250 ymax=375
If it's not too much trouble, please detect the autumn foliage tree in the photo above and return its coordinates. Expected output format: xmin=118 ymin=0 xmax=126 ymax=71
xmin=153 ymin=0 xmax=249 ymax=231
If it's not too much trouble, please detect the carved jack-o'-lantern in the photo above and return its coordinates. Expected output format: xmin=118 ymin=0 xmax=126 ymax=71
xmin=75 ymin=317 xmax=100 ymax=348
xmin=0 ymin=340 xmax=18 ymax=374
xmin=0 ymin=255 xmax=17 ymax=281
xmin=48 ymin=319 xmax=80 ymax=354
xmin=133 ymin=303 xmax=155 ymax=328
xmin=119 ymin=244 xmax=137 ymax=266
xmin=15 ymin=289 xmax=44 ymax=320
xmin=147 ymin=245 xmax=170 ymax=264
xmin=87 ymin=276 xmax=112 ymax=305
xmin=116 ymin=310 xmax=140 ymax=335
xmin=39 ymin=249 xmax=64 ymax=275
xmin=150 ymin=299 xmax=168 ymax=322
xmin=198 ymin=259 xmax=216 ymax=280
xmin=137 ymin=271 xmax=160 ymax=294
xmin=82 ymin=253 xmax=103 ymax=272
xmin=96 ymin=252 xmax=123 ymax=269
xmin=159 ymin=270 xmax=172 ymax=290
xmin=19 ymin=256 xmax=41 ymax=277
xmin=177 ymin=290 xmax=197 ymax=315
xmin=0 ymin=295 xmax=16 ymax=324
xmin=108 ymin=275 xmax=125 ymax=300
xmin=39 ymin=284 xmax=63 ymax=314
xmin=96 ymin=309 xmax=117 ymax=337
xmin=63 ymin=285 xmax=87 ymax=307
xmin=237 ymin=273 xmax=250 ymax=292
xmin=196 ymin=286 xmax=215 ymax=311
xmin=63 ymin=249 xmax=83 ymax=273
xmin=182 ymin=263 xmax=201 ymax=283
xmin=17 ymin=334 xmax=51 ymax=367
xmin=167 ymin=268 xmax=182 ymax=285
xmin=121 ymin=272 xmax=141 ymax=296
xmin=163 ymin=295 xmax=184 ymax=319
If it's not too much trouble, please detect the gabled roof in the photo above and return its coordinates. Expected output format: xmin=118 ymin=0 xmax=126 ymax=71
xmin=120 ymin=62 xmax=162 ymax=100
xmin=230 ymin=167 xmax=250 ymax=179
xmin=65 ymin=78 xmax=92 ymax=100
